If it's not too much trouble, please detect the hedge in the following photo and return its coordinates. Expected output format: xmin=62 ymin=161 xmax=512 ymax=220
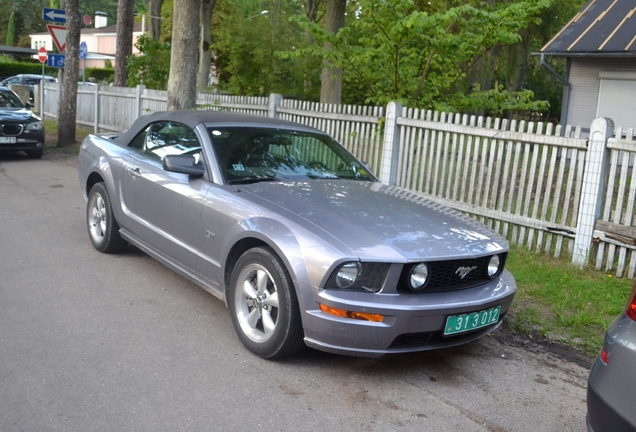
xmin=0 ymin=61 xmax=59 ymax=79
xmin=85 ymin=67 xmax=114 ymax=82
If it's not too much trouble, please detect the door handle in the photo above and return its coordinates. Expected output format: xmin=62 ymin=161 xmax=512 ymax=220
xmin=127 ymin=166 xmax=142 ymax=179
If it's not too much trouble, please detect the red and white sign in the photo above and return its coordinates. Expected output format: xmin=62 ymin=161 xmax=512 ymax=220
xmin=47 ymin=24 xmax=67 ymax=53
xmin=38 ymin=46 xmax=48 ymax=63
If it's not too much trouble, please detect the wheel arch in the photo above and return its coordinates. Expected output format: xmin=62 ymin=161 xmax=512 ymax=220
xmin=222 ymin=232 xmax=306 ymax=302
xmin=86 ymin=171 xmax=105 ymax=197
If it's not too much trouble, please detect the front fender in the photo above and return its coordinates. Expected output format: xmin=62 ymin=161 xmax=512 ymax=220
xmin=220 ymin=215 xmax=357 ymax=307
xmin=78 ymin=136 xmax=124 ymax=222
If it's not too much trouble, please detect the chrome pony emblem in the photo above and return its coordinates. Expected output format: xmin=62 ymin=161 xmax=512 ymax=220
xmin=455 ymin=266 xmax=477 ymax=279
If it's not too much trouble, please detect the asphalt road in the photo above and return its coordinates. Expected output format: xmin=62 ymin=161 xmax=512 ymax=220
xmin=1 ymin=151 xmax=589 ymax=432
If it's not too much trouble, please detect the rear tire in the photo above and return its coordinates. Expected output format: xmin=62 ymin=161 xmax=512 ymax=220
xmin=228 ymin=247 xmax=304 ymax=359
xmin=86 ymin=182 xmax=127 ymax=253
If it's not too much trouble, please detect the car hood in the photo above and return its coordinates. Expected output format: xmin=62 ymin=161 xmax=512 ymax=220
xmin=241 ymin=180 xmax=507 ymax=261
xmin=0 ymin=108 xmax=35 ymax=121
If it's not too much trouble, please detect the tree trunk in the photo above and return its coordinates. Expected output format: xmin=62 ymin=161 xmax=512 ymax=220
xmin=114 ymin=0 xmax=135 ymax=87
xmin=197 ymin=0 xmax=216 ymax=90
xmin=167 ymin=0 xmax=201 ymax=110
xmin=148 ymin=0 xmax=163 ymax=40
xmin=507 ymin=31 xmax=529 ymax=93
xmin=319 ymin=0 xmax=345 ymax=104
xmin=58 ymin=0 xmax=80 ymax=147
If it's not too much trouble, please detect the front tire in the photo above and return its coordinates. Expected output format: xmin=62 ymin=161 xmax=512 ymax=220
xmin=228 ymin=247 xmax=304 ymax=359
xmin=86 ymin=182 xmax=127 ymax=253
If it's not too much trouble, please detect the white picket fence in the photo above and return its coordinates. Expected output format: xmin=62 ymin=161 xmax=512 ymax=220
xmin=40 ymin=83 xmax=636 ymax=277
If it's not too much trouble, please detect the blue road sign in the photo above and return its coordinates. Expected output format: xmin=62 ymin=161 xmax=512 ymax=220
xmin=79 ymin=42 xmax=87 ymax=60
xmin=43 ymin=8 xmax=67 ymax=23
xmin=48 ymin=54 xmax=65 ymax=68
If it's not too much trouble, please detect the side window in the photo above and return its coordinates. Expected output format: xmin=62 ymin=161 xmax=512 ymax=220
xmin=127 ymin=121 xmax=203 ymax=164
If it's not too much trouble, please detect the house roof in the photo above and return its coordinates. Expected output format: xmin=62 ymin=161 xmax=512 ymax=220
xmin=540 ymin=0 xmax=636 ymax=57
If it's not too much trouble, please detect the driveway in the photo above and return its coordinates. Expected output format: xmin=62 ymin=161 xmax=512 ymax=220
xmin=0 ymin=151 xmax=588 ymax=431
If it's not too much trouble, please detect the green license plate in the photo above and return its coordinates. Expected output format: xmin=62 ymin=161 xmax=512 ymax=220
xmin=444 ymin=306 xmax=501 ymax=336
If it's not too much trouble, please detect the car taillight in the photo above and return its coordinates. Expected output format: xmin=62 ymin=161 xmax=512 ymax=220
xmin=626 ymin=280 xmax=636 ymax=321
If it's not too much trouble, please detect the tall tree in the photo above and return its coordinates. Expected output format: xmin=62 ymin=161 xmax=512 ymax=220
xmin=319 ymin=0 xmax=345 ymax=104
xmin=115 ymin=0 xmax=135 ymax=87
xmin=166 ymin=0 xmax=201 ymax=110
xmin=58 ymin=0 xmax=81 ymax=146
xmin=5 ymin=10 xmax=15 ymax=45
xmin=147 ymin=0 xmax=163 ymax=39
xmin=197 ymin=0 xmax=216 ymax=90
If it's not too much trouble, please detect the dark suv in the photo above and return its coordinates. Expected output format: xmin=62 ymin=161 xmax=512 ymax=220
xmin=0 ymin=74 xmax=57 ymax=103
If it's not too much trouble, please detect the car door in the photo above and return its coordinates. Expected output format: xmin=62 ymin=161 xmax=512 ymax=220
xmin=119 ymin=121 xmax=209 ymax=271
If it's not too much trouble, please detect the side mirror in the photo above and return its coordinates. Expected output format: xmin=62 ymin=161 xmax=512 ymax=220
xmin=163 ymin=155 xmax=205 ymax=177
xmin=24 ymin=102 xmax=31 ymax=109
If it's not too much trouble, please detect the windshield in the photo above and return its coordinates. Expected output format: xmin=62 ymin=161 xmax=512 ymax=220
xmin=208 ymin=127 xmax=376 ymax=184
xmin=0 ymin=90 xmax=25 ymax=108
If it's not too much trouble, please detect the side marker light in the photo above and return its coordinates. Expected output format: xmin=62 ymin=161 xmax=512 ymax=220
xmin=319 ymin=304 xmax=384 ymax=322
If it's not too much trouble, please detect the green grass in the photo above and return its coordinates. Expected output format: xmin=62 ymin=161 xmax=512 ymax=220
xmin=44 ymin=119 xmax=90 ymax=154
xmin=506 ymin=244 xmax=633 ymax=357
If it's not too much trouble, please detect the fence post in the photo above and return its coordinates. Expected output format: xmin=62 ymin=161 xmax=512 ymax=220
xmin=379 ymin=101 xmax=403 ymax=185
xmin=136 ymin=85 xmax=146 ymax=120
xmin=572 ymin=117 xmax=614 ymax=267
xmin=93 ymin=84 xmax=100 ymax=133
xmin=268 ymin=93 xmax=282 ymax=118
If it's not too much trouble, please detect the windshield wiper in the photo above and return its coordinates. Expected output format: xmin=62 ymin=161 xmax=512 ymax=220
xmin=228 ymin=176 xmax=278 ymax=185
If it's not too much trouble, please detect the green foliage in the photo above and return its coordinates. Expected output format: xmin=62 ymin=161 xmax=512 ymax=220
xmin=0 ymin=61 xmax=58 ymax=78
xmin=212 ymin=0 xmax=320 ymax=99
xmin=283 ymin=0 xmax=551 ymax=116
xmin=6 ymin=10 xmax=15 ymax=46
xmin=449 ymin=84 xmax=549 ymax=118
xmin=126 ymin=34 xmax=171 ymax=90
xmin=0 ymin=0 xmax=48 ymax=49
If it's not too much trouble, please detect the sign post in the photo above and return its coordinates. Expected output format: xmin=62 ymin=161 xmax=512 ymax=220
xmin=38 ymin=47 xmax=47 ymax=115
xmin=79 ymin=42 xmax=87 ymax=83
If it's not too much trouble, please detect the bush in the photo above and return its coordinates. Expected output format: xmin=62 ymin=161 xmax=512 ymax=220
xmin=0 ymin=61 xmax=58 ymax=80
xmin=85 ymin=67 xmax=114 ymax=83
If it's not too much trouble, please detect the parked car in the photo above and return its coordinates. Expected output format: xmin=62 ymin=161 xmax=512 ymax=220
xmin=0 ymin=86 xmax=45 ymax=159
xmin=0 ymin=74 xmax=56 ymax=103
xmin=587 ymin=280 xmax=636 ymax=431
xmin=78 ymin=111 xmax=516 ymax=359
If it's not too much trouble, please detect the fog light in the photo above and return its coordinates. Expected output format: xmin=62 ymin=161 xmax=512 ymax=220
xmin=319 ymin=304 xmax=383 ymax=322
xmin=409 ymin=263 xmax=429 ymax=291
xmin=487 ymin=255 xmax=501 ymax=277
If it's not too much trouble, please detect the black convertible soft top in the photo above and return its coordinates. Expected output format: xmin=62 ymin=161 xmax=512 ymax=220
xmin=113 ymin=110 xmax=323 ymax=146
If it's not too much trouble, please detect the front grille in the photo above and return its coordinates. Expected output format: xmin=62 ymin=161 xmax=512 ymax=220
xmin=398 ymin=253 xmax=507 ymax=293
xmin=2 ymin=124 xmax=23 ymax=136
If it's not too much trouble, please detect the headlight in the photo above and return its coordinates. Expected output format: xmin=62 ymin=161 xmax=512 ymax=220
xmin=325 ymin=262 xmax=390 ymax=292
xmin=487 ymin=254 xmax=501 ymax=278
xmin=336 ymin=262 xmax=360 ymax=288
xmin=26 ymin=121 xmax=44 ymax=131
xmin=409 ymin=263 xmax=429 ymax=291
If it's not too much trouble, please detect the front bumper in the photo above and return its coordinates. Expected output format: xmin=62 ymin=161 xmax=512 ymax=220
xmin=0 ymin=136 xmax=44 ymax=154
xmin=299 ymin=269 xmax=516 ymax=357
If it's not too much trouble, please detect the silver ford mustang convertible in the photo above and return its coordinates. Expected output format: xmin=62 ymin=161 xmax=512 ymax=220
xmin=78 ymin=111 xmax=516 ymax=359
